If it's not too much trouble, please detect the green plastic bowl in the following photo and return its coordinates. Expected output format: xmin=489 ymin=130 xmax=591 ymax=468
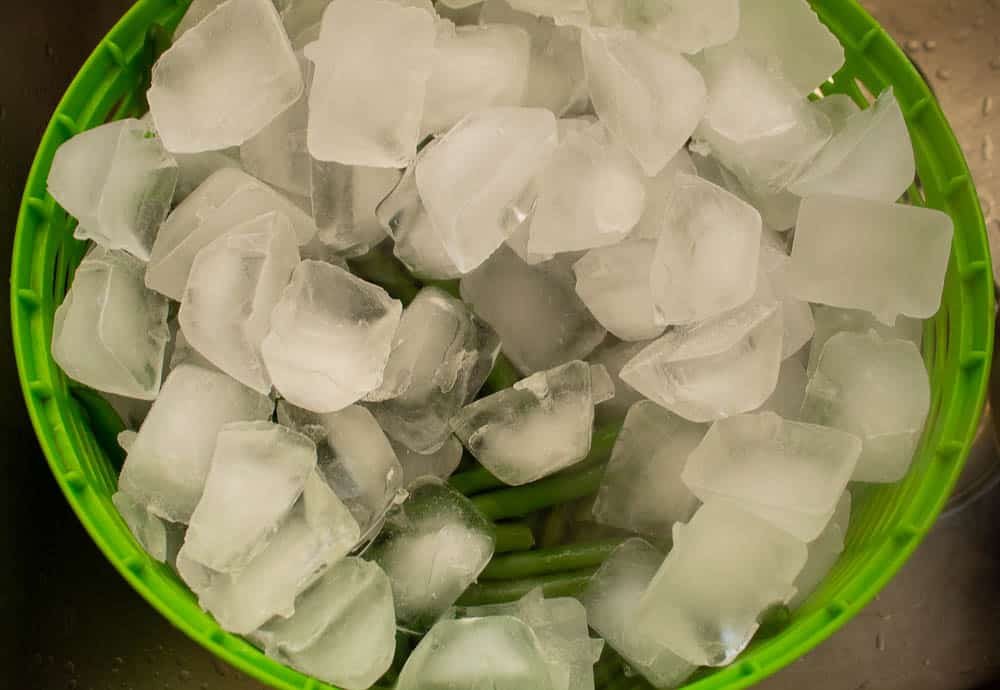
xmin=11 ymin=1 xmax=995 ymax=689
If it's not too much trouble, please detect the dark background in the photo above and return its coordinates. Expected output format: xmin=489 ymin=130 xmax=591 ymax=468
xmin=1 ymin=2 xmax=998 ymax=689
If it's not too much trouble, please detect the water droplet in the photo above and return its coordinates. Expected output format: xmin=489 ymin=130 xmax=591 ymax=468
xmin=923 ymin=40 xmax=937 ymax=51
xmin=936 ymin=68 xmax=953 ymax=80
xmin=984 ymin=134 xmax=995 ymax=162
xmin=905 ymin=39 xmax=921 ymax=52
xmin=984 ymin=96 xmax=995 ymax=117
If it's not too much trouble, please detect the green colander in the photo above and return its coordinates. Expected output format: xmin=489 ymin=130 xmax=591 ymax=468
xmin=10 ymin=1 xmax=995 ymax=689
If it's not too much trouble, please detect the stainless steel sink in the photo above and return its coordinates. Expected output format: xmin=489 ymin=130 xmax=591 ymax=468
xmin=2 ymin=1 xmax=997 ymax=689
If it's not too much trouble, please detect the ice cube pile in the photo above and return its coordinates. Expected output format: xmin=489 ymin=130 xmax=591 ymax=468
xmin=46 ymin=0 xmax=952 ymax=687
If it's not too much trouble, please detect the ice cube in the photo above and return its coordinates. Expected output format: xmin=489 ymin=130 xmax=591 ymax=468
xmin=147 ymin=168 xmax=317 ymax=301
xmin=588 ymin=0 xmax=739 ymax=55
xmin=807 ymin=306 xmax=923 ymax=374
xmin=173 ymin=0 xmax=227 ymax=37
xmin=730 ymin=0 xmax=845 ymax=96
xmin=650 ymin=174 xmax=762 ymax=325
xmin=581 ymin=28 xmax=706 ymax=176
xmin=367 ymin=477 xmax=495 ymax=628
xmin=415 ymin=107 xmax=558 ymax=273
xmin=112 ymin=490 xmax=179 ymax=563
xmin=256 ymin=557 xmax=396 ymax=690
xmin=48 ymin=118 xmax=178 ymax=261
xmin=179 ymin=213 xmax=300 ymax=393
xmin=682 ymin=411 xmax=862 ymax=540
xmin=52 ymin=248 xmax=170 ymax=400
xmin=632 ymin=149 xmax=697 ymax=240
xmin=280 ymin=0 xmax=333 ymax=43
xmin=103 ymin=394 xmax=154 ymax=432
xmin=593 ymin=401 xmax=703 ymax=537
xmin=396 ymin=617 xmax=555 ymax=690
xmin=392 ymin=437 xmax=464 ymax=485
xmin=172 ymin=149 xmax=241 ymax=202
xmin=757 ymin=357 xmax=808 ymax=419
xmin=634 ymin=501 xmax=808 ymax=666
xmin=580 ymin=539 xmax=697 ymax=688
xmin=528 ymin=123 xmax=646 ymax=255
xmin=166 ymin=324 xmax=215 ymax=373
xmin=791 ymin=89 xmax=915 ymax=203
xmin=759 ymin=230 xmax=815 ymax=359
xmin=621 ymin=295 xmax=784 ymax=423
xmin=787 ymin=196 xmax=953 ymax=324
xmin=182 ymin=422 xmax=316 ymax=573
xmin=813 ymin=93 xmax=862 ymax=132
xmin=179 ymin=471 xmax=360 ymax=634
xmin=451 ymin=360 xmax=603 ymax=485
xmin=118 ymin=364 xmax=274 ymax=523
xmin=790 ymin=490 xmax=851 ymax=608
xmin=573 ymin=241 xmax=663 ymax=342
xmin=277 ymin=402 xmax=404 ymax=531
xmin=149 ymin=0 xmax=303 ymax=153
xmin=588 ymin=338 xmax=649 ymax=424
xmin=262 ymin=261 xmax=403 ymax=411
xmin=801 ymin=331 xmax=930 ymax=483
xmin=305 ymin=0 xmax=436 ymax=166
xmin=297 ymin=234 xmax=350 ymax=268
xmin=461 ymin=246 xmax=606 ymax=373
xmin=422 ymin=21 xmax=531 ymax=136
xmin=436 ymin=0 xmax=483 ymax=23
xmin=368 ymin=287 xmax=501 ymax=453
xmin=505 ymin=0 xmax=587 ymax=24
xmin=311 ymin=161 xmax=401 ymax=256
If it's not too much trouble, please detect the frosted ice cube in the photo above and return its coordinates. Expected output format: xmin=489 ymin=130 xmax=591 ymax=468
xmin=461 ymin=246 xmax=606 ymax=373
xmin=48 ymin=118 xmax=178 ymax=261
xmin=787 ymin=196 xmax=953 ymax=324
xmin=757 ymin=357 xmax=808 ymax=420
xmin=305 ymin=0 xmax=436 ymax=166
xmin=367 ymin=477 xmax=495 ymax=628
xmin=147 ymin=168 xmax=317 ymax=301
xmin=297 ymin=234 xmax=350 ymax=268
xmin=582 ymin=28 xmax=706 ymax=176
xmin=650 ymin=174 xmax=762 ymax=325
xmin=573 ymin=241 xmax=663 ymax=342
xmin=179 ymin=471 xmax=361 ymax=634
xmin=256 ymin=558 xmax=396 ymax=690
xmin=633 ymin=148 xmax=697 ymax=240
xmin=166 ymin=324 xmax=215 ymax=373
xmin=621 ymin=294 xmax=784 ymax=423
xmin=172 ymin=149 xmax=241 ymax=202
xmin=174 ymin=0 xmax=227 ymax=37
xmin=118 ymin=364 xmax=274 ymax=523
xmin=311 ymin=161 xmax=401 ymax=256
xmin=182 ymin=422 xmax=316 ymax=573
xmin=113 ymin=490 xmax=175 ymax=563
xmin=149 ymin=0 xmax=303 ymax=153
xmin=807 ymin=306 xmax=923 ymax=374
xmin=396 ymin=617 xmax=555 ymax=690
xmin=588 ymin=0 xmax=739 ymax=55
xmin=277 ymin=402 xmax=404 ymax=531
xmin=759 ymin=230 xmax=815 ymax=359
xmin=682 ymin=411 xmax=861 ymax=540
xmin=262 ymin=261 xmax=403 ymax=412
xmin=580 ymin=539 xmax=697 ymax=688
xmin=634 ymin=501 xmax=808 ymax=666
xmin=801 ymin=331 xmax=930 ymax=483
xmin=791 ymin=89 xmax=915 ymax=203
xmin=179 ymin=212 xmax=300 ymax=393
xmin=416 ymin=107 xmax=558 ymax=273
xmin=528 ymin=123 xmax=646 ymax=255
xmin=368 ymin=287 xmax=501 ymax=453
xmin=280 ymin=0 xmax=333 ymax=43
xmin=392 ymin=437 xmax=464 ymax=485
xmin=593 ymin=401 xmax=703 ymax=537
xmin=813 ymin=93 xmax=863 ymax=132
xmin=52 ymin=248 xmax=170 ymax=400
xmin=730 ymin=0 xmax=845 ymax=96
xmin=423 ymin=21 xmax=531 ymax=135
xmin=505 ymin=0 xmax=587 ymax=24
xmin=790 ymin=490 xmax=851 ymax=608
xmin=451 ymin=360 xmax=603 ymax=485
xmin=588 ymin=338 xmax=648 ymax=423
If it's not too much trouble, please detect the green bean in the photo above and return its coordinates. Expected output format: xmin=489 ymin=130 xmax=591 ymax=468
xmin=492 ymin=523 xmax=536 ymax=553
xmin=456 ymin=567 xmax=597 ymax=606
xmin=472 ymin=464 xmax=606 ymax=521
xmin=448 ymin=466 xmax=502 ymax=496
xmin=481 ymin=539 xmax=624 ymax=580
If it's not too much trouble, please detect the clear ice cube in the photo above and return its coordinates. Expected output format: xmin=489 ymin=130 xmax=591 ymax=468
xmin=149 ymin=0 xmax=304 ymax=153
xmin=48 ymin=118 xmax=178 ymax=261
xmin=790 ymin=490 xmax=851 ymax=608
xmin=367 ymin=477 xmax=495 ymax=628
xmin=52 ymin=248 xmax=171 ymax=400
xmin=807 ymin=306 xmax=923 ymax=374
xmin=113 ymin=490 xmax=178 ymax=563
xmin=461 ymin=246 xmax=606 ymax=373
xmin=451 ymin=360 xmax=602 ymax=485
xmin=786 ymin=195 xmax=953 ymax=324
xmin=573 ymin=240 xmax=663 ymax=342
xmin=311 ymin=161 xmax=402 ymax=256
xmin=392 ymin=437 xmax=464 ymax=485
xmin=592 ymin=401 xmax=703 ymax=537
xmin=368 ymin=287 xmax=501 ymax=453
xmin=681 ymin=411 xmax=862 ymax=540
xmin=581 ymin=27 xmax=706 ymax=176
xmin=579 ymin=539 xmax=697 ymax=688
xmin=757 ymin=357 xmax=808 ymax=420
xmin=415 ymin=107 xmax=558 ymax=273
xmin=633 ymin=501 xmax=807 ymax=666
xmin=172 ymin=149 xmax=241 ymax=202
xmin=588 ymin=337 xmax=649 ymax=424
xmin=759 ymin=229 xmax=815 ymax=359
xmin=118 ymin=364 xmax=274 ymax=523
xmin=800 ymin=331 xmax=930 ymax=483
xmin=304 ymin=0 xmax=436 ymax=166
xmin=632 ymin=148 xmax=697 ymax=240
xmin=179 ymin=212 xmax=301 ymax=393
xmin=261 ymin=261 xmax=403 ymax=412
xmin=588 ymin=0 xmax=740 ymax=55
